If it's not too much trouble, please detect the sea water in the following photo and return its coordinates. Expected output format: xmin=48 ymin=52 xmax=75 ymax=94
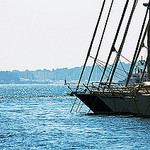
xmin=0 ymin=84 xmax=150 ymax=150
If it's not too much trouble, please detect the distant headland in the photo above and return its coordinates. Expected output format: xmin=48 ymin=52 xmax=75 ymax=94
xmin=0 ymin=63 xmax=130 ymax=84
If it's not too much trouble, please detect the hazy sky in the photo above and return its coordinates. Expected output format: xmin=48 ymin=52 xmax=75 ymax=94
xmin=0 ymin=0 xmax=148 ymax=71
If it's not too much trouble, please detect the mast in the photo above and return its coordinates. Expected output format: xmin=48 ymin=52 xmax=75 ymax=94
xmin=126 ymin=3 xmax=150 ymax=86
xmin=148 ymin=6 xmax=150 ymax=81
xmin=109 ymin=0 xmax=138 ymax=86
xmin=139 ymin=2 xmax=150 ymax=82
xmin=100 ymin=0 xmax=129 ymax=84
xmin=76 ymin=0 xmax=106 ymax=89
xmin=87 ymin=0 xmax=114 ymax=85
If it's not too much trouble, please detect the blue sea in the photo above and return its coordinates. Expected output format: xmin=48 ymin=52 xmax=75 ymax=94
xmin=0 ymin=84 xmax=150 ymax=150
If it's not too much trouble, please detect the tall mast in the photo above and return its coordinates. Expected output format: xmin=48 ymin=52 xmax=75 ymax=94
xmin=144 ymin=2 xmax=150 ymax=81
xmin=126 ymin=2 xmax=150 ymax=86
xmin=148 ymin=6 xmax=150 ymax=80
xmin=76 ymin=0 xmax=106 ymax=89
xmin=100 ymin=0 xmax=129 ymax=83
xmin=109 ymin=0 xmax=138 ymax=86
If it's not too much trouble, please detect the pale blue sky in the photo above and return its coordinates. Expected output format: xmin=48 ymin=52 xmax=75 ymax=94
xmin=0 ymin=0 xmax=148 ymax=71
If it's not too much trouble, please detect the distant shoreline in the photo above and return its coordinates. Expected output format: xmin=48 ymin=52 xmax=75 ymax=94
xmin=0 ymin=63 xmax=130 ymax=84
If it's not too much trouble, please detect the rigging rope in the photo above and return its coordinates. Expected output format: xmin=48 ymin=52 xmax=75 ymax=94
xmin=96 ymin=63 xmax=127 ymax=79
xmin=90 ymin=56 xmax=127 ymax=80
xmin=120 ymin=53 xmax=132 ymax=63
xmin=119 ymin=60 xmax=128 ymax=76
xmin=126 ymin=5 xmax=149 ymax=86
xmin=86 ymin=0 xmax=115 ymax=86
xmin=77 ymin=0 xmax=106 ymax=89
xmin=96 ymin=64 xmax=125 ymax=81
xmin=100 ymin=0 xmax=129 ymax=84
xmin=109 ymin=0 xmax=138 ymax=86
xmin=147 ymin=6 xmax=150 ymax=80
xmin=139 ymin=56 xmax=148 ymax=85
xmin=90 ymin=55 xmax=129 ymax=73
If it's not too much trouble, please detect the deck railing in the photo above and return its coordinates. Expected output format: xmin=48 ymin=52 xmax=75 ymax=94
xmin=68 ymin=81 xmax=150 ymax=96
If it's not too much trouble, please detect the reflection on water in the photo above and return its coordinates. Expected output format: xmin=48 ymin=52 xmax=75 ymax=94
xmin=0 ymin=84 xmax=150 ymax=149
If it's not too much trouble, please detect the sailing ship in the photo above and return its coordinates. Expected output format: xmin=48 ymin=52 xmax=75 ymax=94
xmin=68 ymin=0 xmax=150 ymax=117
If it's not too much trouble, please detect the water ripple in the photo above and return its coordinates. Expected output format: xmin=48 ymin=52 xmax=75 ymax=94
xmin=0 ymin=84 xmax=150 ymax=149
